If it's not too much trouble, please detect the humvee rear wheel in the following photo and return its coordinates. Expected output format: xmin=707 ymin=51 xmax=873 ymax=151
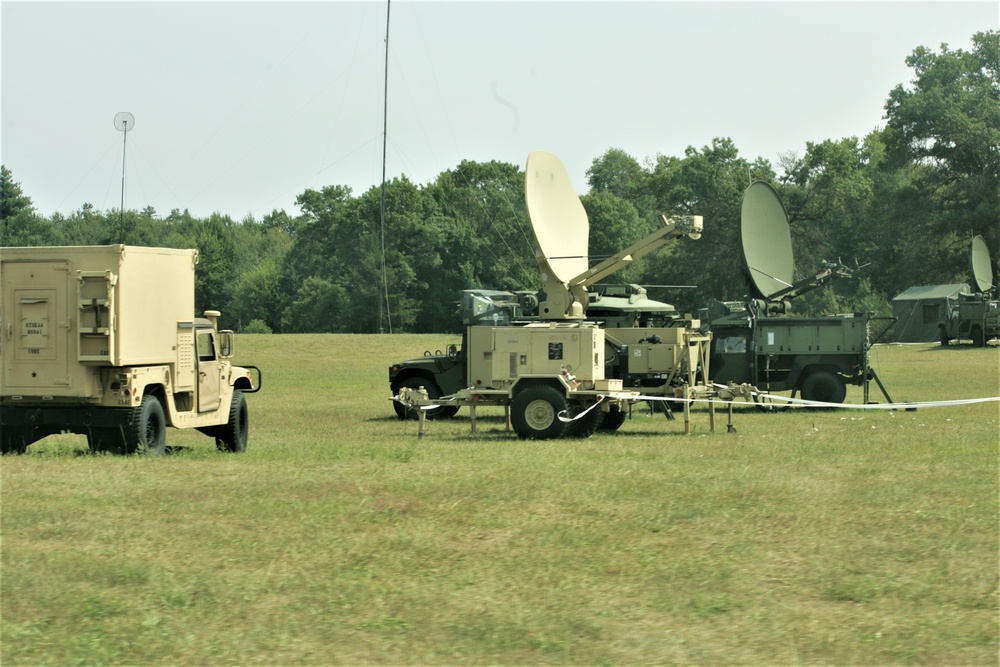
xmin=392 ymin=377 xmax=457 ymax=420
xmin=217 ymin=390 xmax=248 ymax=453
xmin=598 ymin=406 xmax=627 ymax=432
xmin=1 ymin=427 xmax=29 ymax=455
xmin=130 ymin=395 xmax=166 ymax=456
xmin=512 ymin=385 xmax=567 ymax=440
xmin=800 ymin=371 xmax=846 ymax=406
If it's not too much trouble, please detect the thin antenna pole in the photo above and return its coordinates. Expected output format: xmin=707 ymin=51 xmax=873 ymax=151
xmin=378 ymin=0 xmax=392 ymax=334
xmin=114 ymin=112 xmax=134 ymax=243
xmin=120 ymin=122 xmax=127 ymax=243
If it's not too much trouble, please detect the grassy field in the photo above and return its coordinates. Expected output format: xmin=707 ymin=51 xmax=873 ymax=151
xmin=2 ymin=335 xmax=998 ymax=665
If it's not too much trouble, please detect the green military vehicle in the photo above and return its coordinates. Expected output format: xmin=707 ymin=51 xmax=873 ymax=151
xmin=1 ymin=245 xmax=261 ymax=454
xmin=707 ymin=182 xmax=892 ymax=407
xmin=938 ymin=235 xmax=999 ymax=347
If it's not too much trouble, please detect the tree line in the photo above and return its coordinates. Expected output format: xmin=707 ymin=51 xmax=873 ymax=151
xmin=2 ymin=32 xmax=997 ymax=334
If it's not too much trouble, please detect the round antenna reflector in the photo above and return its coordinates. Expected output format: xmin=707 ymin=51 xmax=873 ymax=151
xmin=740 ymin=181 xmax=793 ymax=300
xmin=970 ymin=235 xmax=993 ymax=293
xmin=114 ymin=112 xmax=135 ymax=132
xmin=524 ymin=151 xmax=589 ymax=284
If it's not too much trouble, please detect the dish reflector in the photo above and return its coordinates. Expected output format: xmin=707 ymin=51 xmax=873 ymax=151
xmin=524 ymin=151 xmax=589 ymax=284
xmin=740 ymin=181 xmax=793 ymax=300
xmin=114 ymin=112 xmax=135 ymax=132
xmin=970 ymin=235 xmax=993 ymax=293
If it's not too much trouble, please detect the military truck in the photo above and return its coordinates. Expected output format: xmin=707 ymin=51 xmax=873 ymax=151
xmin=707 ymin=181 xmax=892 ymax=407
xmin=391 ymin=151 xmax=716 ymax=439
xmin=1 ymin=244 xmax=261 ymax=454
xmin=938 ymin=236 xmax=999 ymax=347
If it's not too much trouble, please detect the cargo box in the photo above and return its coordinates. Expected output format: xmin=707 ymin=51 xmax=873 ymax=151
xmin=1 ymin=245 xmax=198 ymax=396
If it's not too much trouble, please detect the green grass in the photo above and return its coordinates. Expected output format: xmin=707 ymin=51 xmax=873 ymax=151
xmin=2 ymin=336 xmax=998 ymax=665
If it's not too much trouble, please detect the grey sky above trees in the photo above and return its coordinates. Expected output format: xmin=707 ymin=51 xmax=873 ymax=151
xmin=2 ymin=1 xmax=996 ymax=220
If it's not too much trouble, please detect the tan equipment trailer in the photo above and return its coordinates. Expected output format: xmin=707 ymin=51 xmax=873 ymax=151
xmin=395 ymin=151 xmax=728 ymax=439
xmin=0 ymin=245 xmax=260 ymax=455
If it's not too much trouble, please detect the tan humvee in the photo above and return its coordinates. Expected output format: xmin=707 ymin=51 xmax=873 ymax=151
xmin=0 ymin=245 xmax=260 ymax=454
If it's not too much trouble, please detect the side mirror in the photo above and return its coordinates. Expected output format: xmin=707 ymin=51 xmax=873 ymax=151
xmin=219 ymin=331 xmax=234 ymax=358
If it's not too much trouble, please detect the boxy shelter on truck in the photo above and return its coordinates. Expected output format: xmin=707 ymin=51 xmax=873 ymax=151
xmin=891 ymin=284 xmax=968 ymax=342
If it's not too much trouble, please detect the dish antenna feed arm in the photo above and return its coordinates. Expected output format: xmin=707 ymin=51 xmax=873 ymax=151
xmin=750 ymin=257 xmax=855 ymax=314
xmin=537 ymin=214 xmax=703 ymax=319
xmin=525 ymin=150 xmax=702 ymax=320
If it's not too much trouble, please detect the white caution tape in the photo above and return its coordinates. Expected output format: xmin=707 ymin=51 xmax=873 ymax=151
xmin=558 ymin=395 xmax=605 ymax=422
xmin=628 ymin=388 xmax=1000 ymax=411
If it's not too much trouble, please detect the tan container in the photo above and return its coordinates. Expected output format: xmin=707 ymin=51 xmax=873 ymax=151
xmin=1 ymin=245 xmax=198 ymax=396
xmin=467 ymin=322 xmax=604 ymax=389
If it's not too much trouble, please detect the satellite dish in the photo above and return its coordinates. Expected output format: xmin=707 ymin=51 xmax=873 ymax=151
xmin=740 ymin=181 xmax=793 ymax=300
xmin=114 ymin=112 xmax=135 ymax=132
xmin=970 ymin=235 xmax=993 ymax=293
xmin=524 ymin=151 xmax=589 ymax=284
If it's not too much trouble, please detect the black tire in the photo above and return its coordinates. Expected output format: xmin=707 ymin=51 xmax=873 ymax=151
xmin=1 ymin=426 xmax=29 ymax=455
xmin=799 ymin=371 xmax=846 ymax=406
xmin=752 ymin=390 xmax=791 ymax=413
xmin=217 ymin=390 xmax=249 ymax=453
xmin=88 ymin=427 xmax=124 ymax=454
xmin=939 ymin=326 xmax=950 ymax=347
xmin=129 ymin=395 xmax=166 ymax=456
xmin=392 ymin=376 xmax=457 ymax=421
xmin=565 ymin=402 xmax=605 ymax=438
xmin=511 ymin=385 xmax=568 ymax=440
xmin=971 ymin=326 xmax=985 ymax=348
xmin=598 ymin=406 xmax=627 ymax=432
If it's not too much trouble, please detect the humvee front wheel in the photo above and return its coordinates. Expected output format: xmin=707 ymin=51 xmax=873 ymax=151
xmin=217 ymin=390 xmax=248 ymax=453
xmin=512 ymin=385 xmax=567 ymax=440
xmin=392 ymin=377 xmax=457 ymax=420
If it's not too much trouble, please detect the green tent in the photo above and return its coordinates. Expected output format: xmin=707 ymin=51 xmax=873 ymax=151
xmin=891 ymin=284 xmax=968 ymax=342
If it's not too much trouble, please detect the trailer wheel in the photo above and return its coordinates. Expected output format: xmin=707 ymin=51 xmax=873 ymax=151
xmin=512 ymin=385 xmax=568 ymax=440
xmin=130 ymin=395 xmax=166 ymax=456
xmin=939 ymin=326 xmax=950 ymax=346
xmin=392 ymin=377 xmax=457 ymax=420
xmin=217 ymin=390 xmax=248 ymax=453
xmin=971 ymin=326 xmax=985 ymax=348
xmin=800 ymin=371 xmax=846 ymax=406
xmin=598 ymin=406 xmax=627 ymax=432
xmin=565 ymin=402 xmax=605 ymax=438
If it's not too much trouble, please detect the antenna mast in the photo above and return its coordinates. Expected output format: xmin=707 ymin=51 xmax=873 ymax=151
xmin=378 ymin=1 xmax=392 ymax=333
xmin=113 ymin=112 xmax=135 ymax=244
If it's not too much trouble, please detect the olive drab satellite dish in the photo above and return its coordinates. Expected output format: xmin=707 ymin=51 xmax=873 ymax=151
xmin=524 ymin=151 xmax=590 ymax=318
xmin=970 ymin=235 xmax=994 ymax=294
xmin=740 ymin=181 xmax=794 ymax=300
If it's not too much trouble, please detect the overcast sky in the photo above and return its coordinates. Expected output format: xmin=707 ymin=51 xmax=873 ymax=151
xmin=2 ymin=1 xmax=997 ymax=220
